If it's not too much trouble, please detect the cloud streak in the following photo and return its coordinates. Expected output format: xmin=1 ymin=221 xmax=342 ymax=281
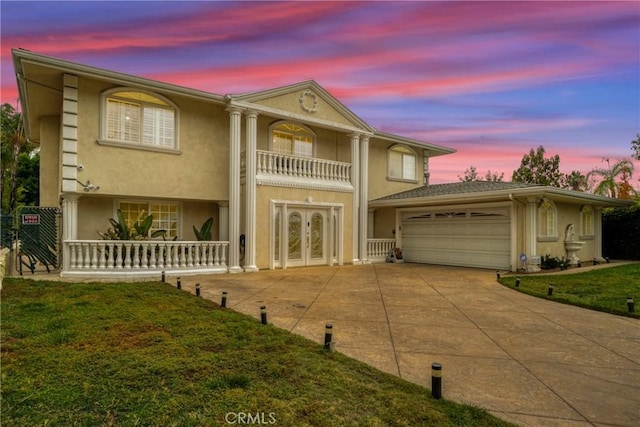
xmin=1 ymin=1 xmax=638 ymax=184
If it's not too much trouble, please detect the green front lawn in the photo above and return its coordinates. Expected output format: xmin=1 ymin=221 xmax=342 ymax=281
xmin=1 ymin=278 xmax=513 ymax=426
xmin=499 ymin=263 xmax=640 ymax=318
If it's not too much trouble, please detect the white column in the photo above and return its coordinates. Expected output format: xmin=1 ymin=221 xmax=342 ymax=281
xmin=526 ymin=197 xmax=540 ymax=272
xmin=218 ymin=201 xmax=229 ymax=241
xmin=61 ymin=194 xmax=79 ymax=273
xmin=594 ymin=207 xmax=604 ymax=261
xmin=359 ymin=135 xmax=370 ymax=263
xmin=244 ymin=110 xmax=259 ymax=272
xmin=227 ymin=106 xmax=243 ymax=273
xmin=367 ymin=208 xmax=375 ymax=239
xmin=350 ymin=133 xmax=360 ymax=264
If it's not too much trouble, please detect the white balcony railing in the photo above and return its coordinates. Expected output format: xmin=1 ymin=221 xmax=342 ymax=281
xmin=63 ymin=240 xmax=228 ymax=278
xmin=367 ymin=239 xmax=396 ymax=263
xmin=255 ymin=150 xmax=353 ymax=191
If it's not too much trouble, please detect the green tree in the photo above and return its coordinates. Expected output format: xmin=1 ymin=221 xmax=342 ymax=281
xmin=458 ymin=166 xmax=504 ymax=182
xmin=632 ymin=134 xmax=640 ymax=160
xmin=587 ymin=158 xmax=635 ymax=199
xmin=562 ymin=170 xmax=588 ymax=191
xmin=458 ymin=166 xmax=478 ymax=182
xmin=484 ymin=170 xmax=504 ymax=182
xmin=1 ymin=103 xmax=36 ymax=212
xmin=512 ymin=145 xmax=563 ymax=187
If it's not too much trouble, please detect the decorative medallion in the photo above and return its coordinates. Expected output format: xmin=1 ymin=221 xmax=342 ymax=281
xmin=299 ymin=90 xmax=318 ymax=113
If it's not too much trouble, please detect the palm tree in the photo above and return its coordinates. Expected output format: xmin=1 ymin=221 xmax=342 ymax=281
xmin=587 ymin=158 xmax=635 ymax=199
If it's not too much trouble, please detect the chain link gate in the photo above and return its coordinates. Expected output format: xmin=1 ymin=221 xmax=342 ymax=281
xmin=16 ymin=206 xmax=62 ymax=274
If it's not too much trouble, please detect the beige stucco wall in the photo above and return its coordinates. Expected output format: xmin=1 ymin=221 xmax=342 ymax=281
xmin=75 ymin=78 xmax=229 ymax=201
xmin=536 ymin=202 xmax=596 ymax=262
xmin=367 ymin=137 xmax=425 ymax=200
xmin=39 ymin=115 xmax=61 ymax=207
xmin=77 ymin=196 xmax=219 ymax=241
xmin=255 ymin=117 xmax=352 ymax=163
xmin=372 ymin=207 xmax=397 ymax=239
xmin=255 ymin=90 xmax=356 ymax=128
xmin=254 ymin=186 xmax=353 ymax=269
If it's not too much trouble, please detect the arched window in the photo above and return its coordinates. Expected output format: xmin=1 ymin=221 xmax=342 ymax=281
xmin=580 ymin=205 xmax=594 ymax=237
xmin=538 ymin=199 xmax=557 ymax=239
xmin=101 ymin=89 xmax=178 ymax=149
xmin=388 ymin=145 xmax=417 ymax=181
xmin=270 ymin=122 xmax=315 ymax=157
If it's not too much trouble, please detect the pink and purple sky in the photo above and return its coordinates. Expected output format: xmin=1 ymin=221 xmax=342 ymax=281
xmin=1 ymin=1 xmax=639 ymax=185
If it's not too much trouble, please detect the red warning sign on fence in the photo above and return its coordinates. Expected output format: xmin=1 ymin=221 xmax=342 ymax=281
xmin=21 ymin=214 xmax=40 ymax=225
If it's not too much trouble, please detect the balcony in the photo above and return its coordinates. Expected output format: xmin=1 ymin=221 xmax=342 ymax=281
xmin=254 ymin=150 xmax=353 ymax=192
xmin=367 ymin=239 xmax=396 ymax=263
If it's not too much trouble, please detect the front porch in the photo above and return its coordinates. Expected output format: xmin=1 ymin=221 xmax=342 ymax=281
xmin=52 ymin=238 xmax=396 ymax=278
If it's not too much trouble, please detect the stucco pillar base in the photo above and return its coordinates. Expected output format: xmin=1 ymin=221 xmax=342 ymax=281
xmin=526 ymin=264 xmax=541 ymax=273
xmin=228 ymin=266 xmax=244 ymax=274
xmin=243 ymin=265 xmax=259 ymax=272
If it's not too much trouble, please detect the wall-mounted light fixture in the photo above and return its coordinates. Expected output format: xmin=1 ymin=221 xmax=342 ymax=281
xmin=76 ymin=179 xmax=100 ymax=192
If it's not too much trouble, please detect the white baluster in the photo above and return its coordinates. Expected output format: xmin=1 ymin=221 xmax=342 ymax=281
xmin=124 ymin=243 xmax=132 ymax=269
xmin=180 ymin=244 xmax=187 ymax=267
xmin=91 ymin=243 xmax=98 ymax=269
xmin=149 ymin=242 xmax=156 ymax=268
xmin=140 ymin=242 xmax=148 ymax=268
xmin=114 ymin=242 xmax=122 ymax=269
xmin=98 ymin=243 xmax=106 ymax=269
xmin=187 ymin=244 xmax=194 ymax=267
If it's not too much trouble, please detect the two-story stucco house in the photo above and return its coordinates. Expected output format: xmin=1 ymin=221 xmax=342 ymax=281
xmin=11 ymin=49 xmax=630 ymax=279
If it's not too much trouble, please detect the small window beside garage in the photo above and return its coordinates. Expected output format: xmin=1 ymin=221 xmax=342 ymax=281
xmin=538 ymin=199 xmax=557 ymax=241
xmin=580 ymin=205 xmax=594 ymax=239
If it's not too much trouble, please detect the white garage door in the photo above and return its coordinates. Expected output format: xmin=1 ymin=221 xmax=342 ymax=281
xmin=401 ymin=208 xmax=511 ymax=270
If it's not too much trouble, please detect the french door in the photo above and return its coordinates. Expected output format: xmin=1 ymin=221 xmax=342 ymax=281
xmin=286 ymin=208 xmax=328 ymax=267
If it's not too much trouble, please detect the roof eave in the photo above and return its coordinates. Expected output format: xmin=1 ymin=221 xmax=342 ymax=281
xmin=12 ymin=48 xmax=227 ymax=105
xmin=369 ymin=186 xmax=634 ymax=208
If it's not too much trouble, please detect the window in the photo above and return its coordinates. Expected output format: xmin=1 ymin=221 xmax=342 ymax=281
xmin=580 ymin=205 xmax=594 ymax=237
xmin=102 ymin=89 xmax=177 ymax=149
xmin=388 ymin=145 xmax=416 ymax=181
xmin=270 ymin=122 xmax=315 ymax=157
xmin=538 ymin=199 xmax=557 ymax=240
xmin=119 ymin=201 xmax=179 ymax=239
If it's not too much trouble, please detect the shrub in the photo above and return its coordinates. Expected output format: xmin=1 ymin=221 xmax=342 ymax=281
xmin=602 ymin=205 xmax=640 ymax=260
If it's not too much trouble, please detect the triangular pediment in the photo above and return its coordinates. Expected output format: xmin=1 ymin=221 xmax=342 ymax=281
xmin=230 ymin=81 xmax=373 ymax=133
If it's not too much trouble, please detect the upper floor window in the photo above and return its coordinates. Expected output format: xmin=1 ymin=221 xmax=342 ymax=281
xmin=538 ymin=199 xmax=557 ymax=240
xmin=388 ymin=145 xmax=416 ymax=181
xmin=102 ymin=89 xmax=178 ymax=150
xmin=580 ymin=205 xmax=594 ymax=238
xmin=270 ymin=122 xmax=315 ymax=157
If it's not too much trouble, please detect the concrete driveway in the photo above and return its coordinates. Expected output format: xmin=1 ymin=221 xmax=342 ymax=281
xmin=183 ymin=263 xmax=640 ymax=427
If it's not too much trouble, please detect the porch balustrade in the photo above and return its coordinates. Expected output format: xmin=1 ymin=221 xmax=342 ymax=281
xmin=367 ymin=239 xmax=396 ymax=263
xmin=64 ymin=240 xmax=228 ymax=277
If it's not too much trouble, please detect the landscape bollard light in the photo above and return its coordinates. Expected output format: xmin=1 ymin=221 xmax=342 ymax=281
xmin=515 ymin=277 xmax=520 ymax=288
xmin=496 ymin=271 xmax=500 ymax=280
xmin=260 ymin=306 xmax=268 ymax=325
xmin=593 ymin=258 xmax=598 ymax=265
xmin=195 ymin=283 xmax=201 ymax=297
xmin=161 ymin=270 xmax=165 ymax=283
xmin=431 ymin=363 xmax=442 ymax=400
xmin=627 ymin=297 xmax=635 ymax=313
xmin=324 ymin=324 xmax=333 ymax=350
xmin=606 ymin=257 xmax=610 ymax=264
xmin=221 ymin=291 xmax=228 ymax=308
xmin=177 ymin=277 xmax=181 ymax=290
xmin=548 ymin=284 xmax=554 ymax=296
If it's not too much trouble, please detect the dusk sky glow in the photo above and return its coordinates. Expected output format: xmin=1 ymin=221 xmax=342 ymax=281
xmin=2 ymin=1 xmax=639 ymax=184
